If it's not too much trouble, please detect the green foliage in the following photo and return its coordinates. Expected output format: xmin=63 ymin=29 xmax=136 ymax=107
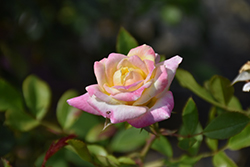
xmin=175 ymin=69 xmax=243 ymax=112
xmin=86 ymin=123 xmax=116 ymax=143
xmin=23 ymin=75 xmax=51 ymax=120
xmin=176 ymin=69 xmax=216 ymax=105
xmin=0 ymin=79 xmax=23 ymax=111
xmin=87 ymin=145 xmax=121 ymax=167
xmin=66 ymin=139 xmax=92 ymax=162
xmin=110 ymin=127 xmax=149 ymax=152
xmin=228 ymin=124 xmax=250 ymax=150
xmin=56 ymin=89 xmax=80 ymax=130
xmin=205 ymin=137 xmax=218 ymax=151
xmin=151 ymin=135 xmax=173 ymax=157
xmin=116 ymin=27 xmax=138 ymax=55
xmin=5 ymin=109 xmax=40 ymax=131
xmin=208 ymin=75 xmax=234 ymax=106
xmin=203 ymin=112 xmax=250 ymax=139
xmin=178 ymin=98 xmax=203 ymax=156
xmin=182 ymin=98 xmax=199 ymax=135
xmin=212 ymin=151 xmax=237 ymax=167
xmin=117 ymin=157 xmax=136 ymax=165
xmin=69 ymin=112 xmax=100 ymax=139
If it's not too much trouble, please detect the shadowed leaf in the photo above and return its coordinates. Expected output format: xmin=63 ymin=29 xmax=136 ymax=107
xmin=203 ymin=112 xmax=250 ymax=139
xmin=116 ymin=27 xmax=138 ymax=54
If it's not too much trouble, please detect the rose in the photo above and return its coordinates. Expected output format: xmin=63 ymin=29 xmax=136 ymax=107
xmin=67 ymin=44 xmax=182 ymax=128
xmin=232 ymin=61 xmax=250 ymax=92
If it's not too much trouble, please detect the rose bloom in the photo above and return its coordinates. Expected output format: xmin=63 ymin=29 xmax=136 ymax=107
xmin=232 ymin=61 xmax=250 ymax=92
xmin=67 ymin=45 xmax=182 ymax=128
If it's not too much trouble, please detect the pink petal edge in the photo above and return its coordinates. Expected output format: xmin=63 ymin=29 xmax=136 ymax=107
xmin=67 ymin=93 xmax=100 ymax=116
xmin=127 ymin=91 xmax=174 ymax=128
xmin=87 ymin=95 xmax=148 ymax=124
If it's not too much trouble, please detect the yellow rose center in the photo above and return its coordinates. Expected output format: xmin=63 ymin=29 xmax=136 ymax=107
xmin=113 ymin=67 xmax=144 ymax=87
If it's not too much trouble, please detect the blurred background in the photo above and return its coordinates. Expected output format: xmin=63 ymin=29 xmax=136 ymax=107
xmin=1 ymin=0 xmax=250 ymax=166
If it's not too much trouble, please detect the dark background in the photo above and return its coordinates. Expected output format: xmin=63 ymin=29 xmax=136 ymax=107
xmin=1 ymin=0 xmax=250 ymax=166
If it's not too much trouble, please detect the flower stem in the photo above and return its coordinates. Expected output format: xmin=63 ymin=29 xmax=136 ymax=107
xmin=140 ymin=133 xmax=156 ymax=158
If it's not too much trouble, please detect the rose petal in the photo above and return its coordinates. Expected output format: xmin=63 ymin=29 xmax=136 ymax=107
xmin=144 ymin=59 xmax=155 ymax=76
xmin=67 ymin=93 xmax=100 ymax=116
xmin=117 ymin=55 xmax=148 ymax=75
xmin=86 ymin=84 xmax=121 ymax=104
xmin=232 ymin=71 xmax=250 ymax=85
xmin=111 ymin=81 xmax=153 ymax=101
xmin=94 ymin=61 xmax=107 ymax=91
xmin=113 ymin=80 xmax=143 ymax=91
xmin=87 ymin=95 xmax=148 ymax=124
xmin=127 ymin=91 xmax=174 ymax=128
xmin=127 ymin=44 xmax=156 ymax=62
xmin=134 ymin=65 xmax=168 ymax=105
xmin=154 ymin=55 xmax=182 ymax=98
xmin=163 ymin=55 xmax=183 ymax=89
xmin=155 ymin=53 xmax=160 ymax=64
xmin=243 ymin=82 xmax=250 ymax=92
xmin=103 ymin=80 xmax=143 ymax=96
xmin=106 ymin=53 xmax=127 ymax=85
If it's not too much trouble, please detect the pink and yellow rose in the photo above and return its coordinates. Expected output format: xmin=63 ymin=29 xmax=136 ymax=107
xmin=67 ymin=44 xmax=182 ymax=128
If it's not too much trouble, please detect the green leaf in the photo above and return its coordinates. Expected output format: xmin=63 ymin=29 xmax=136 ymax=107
xmin=110 ymin=127 xmax=149 ymax=152
xmin=212 ymin=151 xmax=237 ymax=167
xmin=23 ymin=75 xmax=51 ymax=120
xmin=176 ymin=69 xmax=243 ymax=112
xmin=208 ymin=75 xmax=234 ymax=105
xmin=205 ymin=137 xmax=218 ymax=151
xmin=151 ymin=135 xmax=173 ymax=157
xmin=5 ymin=109 xmax=39 ymax=131
xmin=178 ymin=124 xmax=203 ymax=156
xmin=56 ymin=89 xmax=80 ymax=130
xmin=70 ymin=112 xmax=100 ymax=139
xmin=118 ymin=157 xmax=136 ymax=165
xmin=87 ymin=145 xmax=108 ymax=157
xmin=227 ymin=96 xmax=242 ymax=111
xmin=0 ymin=79 xmax=23 ymax=111
xmin=116 ymin=27 xmax=138 ymax=54
xmin=86 ymin=123 xmax=116 ymax=143
xmin=65 ymin=149 xmax=95 ymax=167
xmin=203 ymin=112 xmax=250 ymax=139
xmin=66 ymin=139 xmax=92 ymax=162
xmin=178 ymin=98 xmax=203 ymax=155
xmin=178 ymin=138 xmax=197 ymax=150
xmin=176 ymin=69 xmax=215 ymax=104
xmin=228 ymin=124 xmax=250 ymax=150
xmin=182 ymin=98 xmax=199 ymax=135
xmin=87 ymin=145 xmax=119 ymax=167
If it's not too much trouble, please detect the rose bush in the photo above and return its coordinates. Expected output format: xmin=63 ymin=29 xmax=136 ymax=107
xmin=67 ymin=44 xmax=182 ymax=128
